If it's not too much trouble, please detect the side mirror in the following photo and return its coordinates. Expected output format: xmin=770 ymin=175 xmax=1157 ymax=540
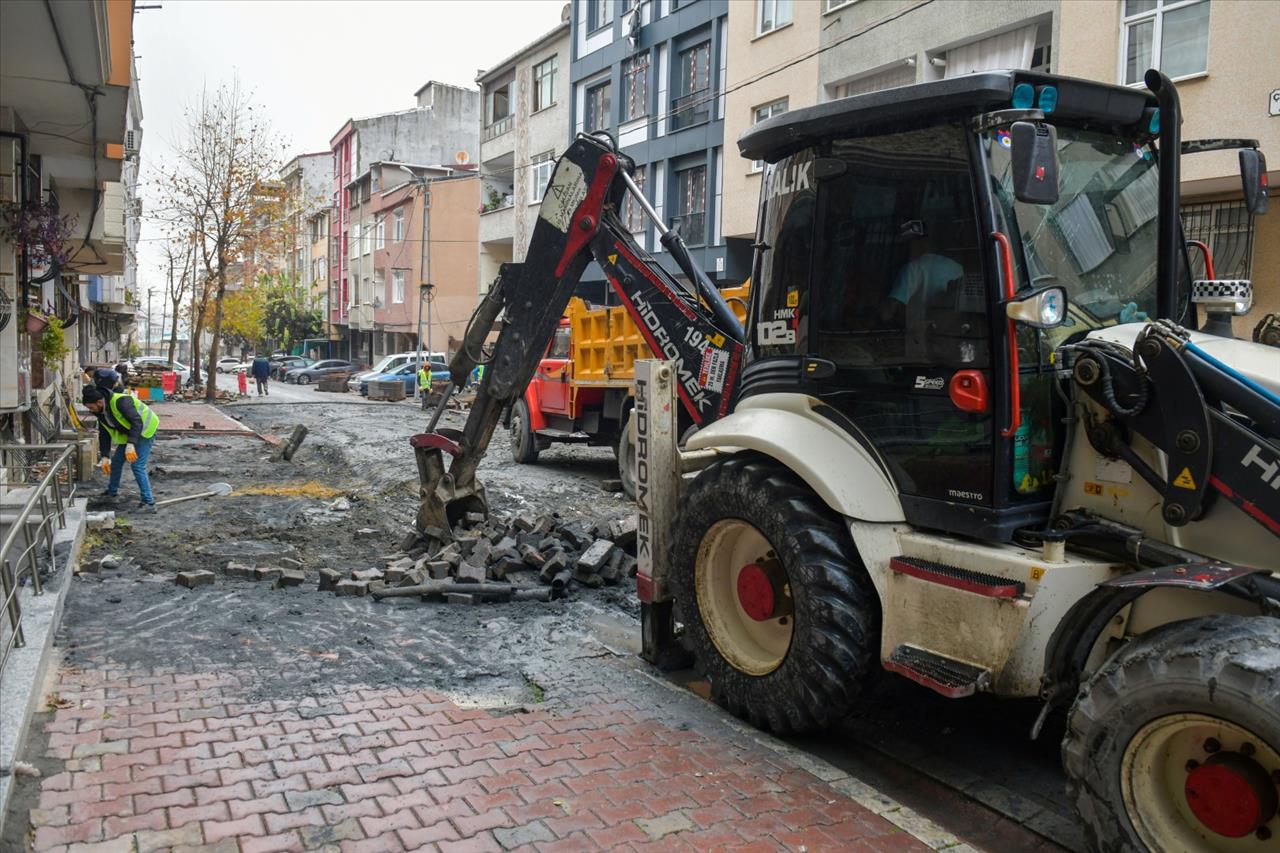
xmin=1006 ymin=285 xmax=1068 ymax=329
xmin=1240 ymin=149 xmax=1269 ymax=215
xmin=1010 ymin=121 xmax=1060 ymax=205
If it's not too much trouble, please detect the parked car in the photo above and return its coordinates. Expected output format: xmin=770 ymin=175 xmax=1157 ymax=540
xmin=215 ymin=357 xmax=240 ymax=373
xmin=359 ymin=361 xmax=449 ymax=396
xmin=284 ymin=359 xmax=359 ymax=385
xmin=132 ymin=357 xmax=191 ymax=386
xmin=270 ymin=356 xmax=312 ymax=379
xmin=348 ymin=351 xmax=444 ymax=393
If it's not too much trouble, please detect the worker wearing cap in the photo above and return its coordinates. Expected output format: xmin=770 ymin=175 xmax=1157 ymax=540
xmin=83 ymin=366 xmax=124 ymax=465
xmin=418 ymin=361 xmax=433 ymax=410
xmin=82 ymin=386 xmax=159 ymax=512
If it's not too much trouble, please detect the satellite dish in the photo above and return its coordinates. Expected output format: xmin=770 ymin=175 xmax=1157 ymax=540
xmin=455 ymin=151 xmax=470 ymax=165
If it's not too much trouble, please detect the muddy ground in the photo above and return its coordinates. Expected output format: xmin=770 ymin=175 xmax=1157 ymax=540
xmin=72 ymin=401 xmax=640 ymax=703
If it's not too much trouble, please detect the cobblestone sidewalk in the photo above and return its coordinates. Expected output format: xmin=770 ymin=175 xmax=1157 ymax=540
xmin=24 ymin=663 xmax=940 ymax=852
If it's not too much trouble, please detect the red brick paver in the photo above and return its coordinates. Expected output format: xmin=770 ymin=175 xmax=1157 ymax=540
xmin=21 ymin=665 xmax=930 ymax=852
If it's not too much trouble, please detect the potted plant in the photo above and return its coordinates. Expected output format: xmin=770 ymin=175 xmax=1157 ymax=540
xmin=38 ymin=315 xmax=70 ymax=379
xmin=0 ymin=199 xmax=77 ymax=269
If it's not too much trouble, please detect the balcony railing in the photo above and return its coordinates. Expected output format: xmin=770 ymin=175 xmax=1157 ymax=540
xmin=483 ymin=116 xmax=513 ymax=142
xmin=670 ymin=89 xmax=711 ymax=132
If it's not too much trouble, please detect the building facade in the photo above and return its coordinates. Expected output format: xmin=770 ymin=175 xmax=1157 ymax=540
xmin=280 ymin=152 xmax=330 ymax=306
xmin=723 ymin=0 xmax=1278 ymax=328
xmin=568 ymin=0 xmax=740 ymax=301
xmin=343 ymin=163 xmax=480 ymax=365
xmin=329 ymin=82 xmax=480 ymax=360
xmin=477 ymin=13 xmax=572 ymax=294
xmin=1 ymin=0 xmax=137 ymax=444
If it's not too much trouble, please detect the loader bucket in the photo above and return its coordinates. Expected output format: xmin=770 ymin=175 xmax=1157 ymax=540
xmin=411 ymin=430 xmax=489 ymax=533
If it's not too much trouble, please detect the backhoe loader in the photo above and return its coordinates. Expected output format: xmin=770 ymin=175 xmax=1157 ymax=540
xmin=413 ymin=68 xmax=1277 ymax=852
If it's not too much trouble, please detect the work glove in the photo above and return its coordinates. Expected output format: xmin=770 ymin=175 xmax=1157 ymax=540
xmin=99 ymin=457 xmax=111 ymax=475
xmin=125 ymin=444 xmax=138 ymax=463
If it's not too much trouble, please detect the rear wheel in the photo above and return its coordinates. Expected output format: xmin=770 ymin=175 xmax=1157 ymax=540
xmin=1063 ymin=615 xmax=1280 ymax=852
xmin=510 ymin=398 xmax=540 ymax=464
xmin=669 ymin=455 xmax=879 ymax=733
xmin=298 ymin=374 xmax=312 ymax=385
xmin=617 ymin=409 xmax=637 ymax=500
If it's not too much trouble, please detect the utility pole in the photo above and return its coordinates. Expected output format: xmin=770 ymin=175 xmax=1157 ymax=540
xmin=146 ymin=287 xmax=153 ymax=357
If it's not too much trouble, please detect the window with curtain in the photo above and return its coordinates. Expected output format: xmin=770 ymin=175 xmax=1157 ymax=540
xmin=675 ymin=164 xmax=707 ymax=246
xmin=393 ymin=208 xmax=404 ymax=243
xmin=943 ymin=25 xmax=1038 ymax=77
xmin=622 ymin=53 xmax=650 ymax=121
xmin=529 ymin=152 xmax=555 ymax=203
xmin=392 ymin=270 xmax=405 ymax=304
xmin=1121 ymin=0 xmax=1210 ymax=85
xmin=589 ymin=0 xmax=614 ymax=32
xmin=672 ymin=41 xmax=711 ymax=130
xmin=585 ymin=81 xmax=612 ymax=132
xmin=623 ymin=166 xmax=647 ymax=233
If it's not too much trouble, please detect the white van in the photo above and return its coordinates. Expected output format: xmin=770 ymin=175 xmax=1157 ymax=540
xmin=349 ymin=351 xmax=446 ymax=393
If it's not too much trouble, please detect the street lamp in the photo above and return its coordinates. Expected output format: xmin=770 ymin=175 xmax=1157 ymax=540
xmin=415 ymin=282 xmax=435 ymax=400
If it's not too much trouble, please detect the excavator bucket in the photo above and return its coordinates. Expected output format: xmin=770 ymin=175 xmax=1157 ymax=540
xmin=411 ymin=429 xmax=489 ymax=534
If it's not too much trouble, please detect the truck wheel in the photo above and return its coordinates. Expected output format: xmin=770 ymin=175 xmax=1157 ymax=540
xmin=510 ymin=398 xmax=540 ymax=464
xmin=1063 ymin=615 xmax=1280 ymax=853
xmin=617 ymin=409 xmax=637 ymax=500
xmin=669 ymin=455 xmax=879 ymax=733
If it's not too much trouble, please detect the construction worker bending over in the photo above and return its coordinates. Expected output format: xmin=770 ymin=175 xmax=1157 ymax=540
xmin=82 ymin=386 xmax=160 ymax=512
xmin=83 ymin=366 xmax=124 ymax=468
xmin=418 ymin=362 xmax=433 ymax=410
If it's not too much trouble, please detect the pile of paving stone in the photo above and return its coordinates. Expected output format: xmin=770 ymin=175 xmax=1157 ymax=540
xmin=354 ymin=511 xmax=640 ymax=605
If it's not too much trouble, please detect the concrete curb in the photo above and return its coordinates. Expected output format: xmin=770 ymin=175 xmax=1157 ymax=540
xmin=635 ymin=669 xmax=985 ymax=852
xmin=0 ymin=499 xmax=86 ymax=836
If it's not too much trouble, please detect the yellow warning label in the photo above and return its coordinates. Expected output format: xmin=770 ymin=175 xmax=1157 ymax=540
xmin=1030 ymin=566 xmax=1046 ymax=582
xmin=787 ymin=290 xmax=799 ymax=308
xmin=607 ymin=253 xmax=618 ymax=265
xmin=709 ymin=333 xmax=725 ymax=347
xmin=1084 ymin=481 xmax=1103 ymax=496
xmin=1173 ymin=467 xmax=1197 ymax=490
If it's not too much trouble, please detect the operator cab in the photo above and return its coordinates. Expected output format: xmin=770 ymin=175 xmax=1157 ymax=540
xmin=738 ymin=70 xmax=1267 ymax=541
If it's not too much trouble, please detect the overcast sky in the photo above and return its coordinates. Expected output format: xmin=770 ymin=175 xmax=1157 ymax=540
xmin=131 ymin=0 xmax=567 ymax=330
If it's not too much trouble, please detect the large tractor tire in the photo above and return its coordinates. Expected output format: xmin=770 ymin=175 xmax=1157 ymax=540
xmin=509 ymin=398 xmax=540 ymax=464
xmin=616 ymin=409 xmax=637 ymax=501
xmin=669 ymin=454 xmax=879 ymax=733
xmin=1063 ymin=615 xmax=1280 ymax=852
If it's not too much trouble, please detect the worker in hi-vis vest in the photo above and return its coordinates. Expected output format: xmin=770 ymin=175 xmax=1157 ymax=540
xmin=418 ymin=362 xmax=433 ymax=410
xmin=82 ymin=385 xmax=159 ymax=511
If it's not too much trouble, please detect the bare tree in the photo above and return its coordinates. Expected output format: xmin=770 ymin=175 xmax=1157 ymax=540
xmin=156 ymin=80 xmax=282 ymax=400
xmin=160 ymin=236 xmax=195 ymax=367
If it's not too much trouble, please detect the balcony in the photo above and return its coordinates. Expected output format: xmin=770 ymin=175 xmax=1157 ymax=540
xmin=479 ymin=203 xmax=514 ymax=245
xmin=483 ymin=115 xmax=512 ymax=142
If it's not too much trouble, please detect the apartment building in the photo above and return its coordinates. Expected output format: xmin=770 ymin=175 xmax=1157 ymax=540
xmin=477 ymin=10 xmax=572 ymax=293
xmin=724 ymin=0 xmax=1278 ymax=325
xmin=569 ymin=0 xmax=739 ymax=301
xmin=280 ymin=152 xmax=330 ymax=305
xmin=1 ymin=0 xmax=138 ymax=442
xmin=307 ymin=207 xmax=332 ymax=349
xmin=329 ymin=82 xmax=480 ymax=359
xmin=344 ymin=163 xmax=479 ymax=364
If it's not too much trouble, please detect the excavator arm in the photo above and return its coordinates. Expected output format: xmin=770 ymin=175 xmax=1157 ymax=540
xmin=412 ymin=133 xmax=746 ymax=533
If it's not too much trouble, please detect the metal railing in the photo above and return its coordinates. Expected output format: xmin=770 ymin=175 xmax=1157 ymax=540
xmin=1 ymin=443 xmax=78 ymax=674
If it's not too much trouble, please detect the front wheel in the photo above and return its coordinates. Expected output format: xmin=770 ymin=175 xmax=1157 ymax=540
xmin=616 ymin=409 xmax=637 ymax=501
xmin=510 ymin=398 xmax=539 ymax=464
xmin=669 ymin=454 xmax=879 ymax=733
xmin=1063 ymin=615 xmax=1280 ymax=852
xmin=298 ymin=374 xmax=312 ymax=385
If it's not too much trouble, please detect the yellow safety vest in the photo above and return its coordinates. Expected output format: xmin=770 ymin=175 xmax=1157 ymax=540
xmin=418 ymin=367 xmax=432 ymax=390
xmin=103 ymin=393 xmax=160 ymax=444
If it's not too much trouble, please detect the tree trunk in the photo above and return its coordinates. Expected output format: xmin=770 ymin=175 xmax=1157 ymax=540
xmin=204 ymin=262 xmax=228 ymax=402
xmin=191 ymin=285 xmax=205 ymax=388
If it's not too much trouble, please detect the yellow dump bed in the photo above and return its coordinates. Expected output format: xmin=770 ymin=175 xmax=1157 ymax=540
xmin=568 ymin=282 xmax=750 ymax=387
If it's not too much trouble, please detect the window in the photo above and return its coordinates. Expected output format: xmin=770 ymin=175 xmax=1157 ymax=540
xmin=391 ymin=269 xmax=405 ymax=304
xmin=675 ymin=164 xmax=706 ymax=246
xmin=756 ymin=0 xmax=792 ymax=36
xmin=585 ymin=81 xmax=612 ymax=132
xmin=393 ymin=208 xmax=404 ymax=243
xmin=622 ymin=53 xmax=650 ymax=122
xmin=623 ymin=166 xmax=647 ymax=233
xmin=375 ymin=216 xmax=385 ymax=250
xmin=672 ymin=42 xmax=711 ymax=131
xmin=1181 ymin=201 xmax=1255 ymax=280
xmin=835 ymin=63 xmax=915 ymax=99
xmin=485 ymin=79 xmax=513 ymax=140
xmin=824 ymin=0 xmax=856 ymax=10
xmin=530 ymin=152 xmax=555 ymax=203
xmin=1122 ymin=0 xmax=1209 ymax=85
xmin=588 ymin=0 xmax=614 ymax=32
xmin=750 ymin=99 xmax=787 ymax=171
xmin=533 ymin=56 xmax=558 ymax=112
